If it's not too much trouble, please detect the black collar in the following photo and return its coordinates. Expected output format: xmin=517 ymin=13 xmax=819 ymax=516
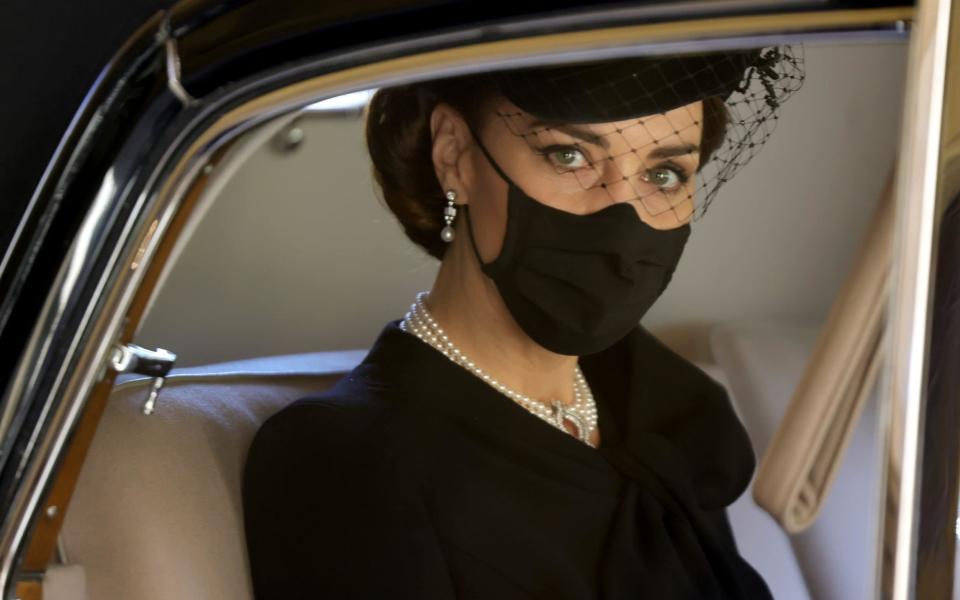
xmin=354 ymin=319 xmax=755 ymax=509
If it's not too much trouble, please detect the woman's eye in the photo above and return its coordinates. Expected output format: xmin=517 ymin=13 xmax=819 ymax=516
xmin=644 ymin=166 xmax=688 ymax=192
xmin=543 ymin=146 xmax=588 ymax=170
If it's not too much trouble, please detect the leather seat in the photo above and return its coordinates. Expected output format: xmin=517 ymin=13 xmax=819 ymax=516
xmin=59 ymin=351 xmax=365 ymax=600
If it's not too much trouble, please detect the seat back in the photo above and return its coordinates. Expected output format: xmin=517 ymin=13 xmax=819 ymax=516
xmin=59 ymin=351 xmax=365 ymax=600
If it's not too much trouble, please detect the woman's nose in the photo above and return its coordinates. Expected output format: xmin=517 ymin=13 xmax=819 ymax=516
xmin=598 ymin=153 xmax=655 ymax=204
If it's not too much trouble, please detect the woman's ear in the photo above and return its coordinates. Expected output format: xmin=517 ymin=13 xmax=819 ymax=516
xmin=430 ymin=103 xmax=473 ymax=204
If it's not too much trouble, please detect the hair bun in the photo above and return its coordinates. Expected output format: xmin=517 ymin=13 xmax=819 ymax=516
xmin=365 ymin=84 xmax=463 ymax=259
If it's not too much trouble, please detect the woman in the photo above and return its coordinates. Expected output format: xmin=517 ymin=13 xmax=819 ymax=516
xmin=243 ymin=47 xmax=804 ymax=599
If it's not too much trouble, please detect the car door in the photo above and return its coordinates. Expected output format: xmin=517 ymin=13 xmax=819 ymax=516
xmin=1 ymin=2 xmax=956 ymax=599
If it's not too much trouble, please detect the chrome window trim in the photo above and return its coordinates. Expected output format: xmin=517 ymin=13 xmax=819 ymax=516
xmin=877 ymin=0 xmax=957 ymax=597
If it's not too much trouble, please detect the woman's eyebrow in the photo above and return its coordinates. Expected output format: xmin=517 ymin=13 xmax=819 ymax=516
xmin=647 ymin=143 xmax=700 ymax=159
xmin=529 ymin=120 xmax=609 ymax=149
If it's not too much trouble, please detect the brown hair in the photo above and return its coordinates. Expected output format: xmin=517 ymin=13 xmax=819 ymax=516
xmin=364 ymin=78 xmax=728 ymax=260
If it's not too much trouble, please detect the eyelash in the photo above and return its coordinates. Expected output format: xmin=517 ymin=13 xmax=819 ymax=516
xmin=653 ymin=161 xmax=691 ymax=187
xmin=533 ymin=144 xmax=691 ymax=190
xmin=534 ymin=144 xmax=592 ymax=170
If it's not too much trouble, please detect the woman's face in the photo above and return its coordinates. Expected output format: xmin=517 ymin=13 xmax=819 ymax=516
xmin=457 ymin=96 xmax=703 ymax=263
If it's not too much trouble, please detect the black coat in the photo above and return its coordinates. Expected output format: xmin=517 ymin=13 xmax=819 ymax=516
xmin=242 ymin=320 xmax=771 ymax=599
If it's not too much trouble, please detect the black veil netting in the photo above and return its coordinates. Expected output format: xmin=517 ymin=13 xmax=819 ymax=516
xmin=466 ymin=46 xmax=805 ymax=223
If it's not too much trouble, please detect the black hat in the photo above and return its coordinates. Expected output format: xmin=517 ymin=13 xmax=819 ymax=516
xmin=488 ymin=49 xmax=763 ymax=123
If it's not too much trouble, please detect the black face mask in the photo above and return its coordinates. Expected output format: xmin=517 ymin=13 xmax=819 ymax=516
xmin=462 ymin=136 xmax=692 ymax=356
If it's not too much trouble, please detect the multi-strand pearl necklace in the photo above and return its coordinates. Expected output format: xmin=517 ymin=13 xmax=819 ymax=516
xmin=399 ymin=291 xmax=598 ymax=447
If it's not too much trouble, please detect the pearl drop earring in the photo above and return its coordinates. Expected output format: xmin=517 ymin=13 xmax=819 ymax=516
xmin=441 ymin=189 xmax=458 ymax=242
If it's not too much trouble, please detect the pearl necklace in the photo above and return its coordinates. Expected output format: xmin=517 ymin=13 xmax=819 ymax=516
xmin=399 ymin=291 xmax=598 ymax=447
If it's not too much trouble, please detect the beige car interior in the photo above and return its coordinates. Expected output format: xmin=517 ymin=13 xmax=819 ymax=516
xmin=26 ymin=39 xmax=908 ymax=600
xmin=59 ymin=353 xmax=361 ymax=600
xmin=754 ymin=170 xmax=893 ymax=533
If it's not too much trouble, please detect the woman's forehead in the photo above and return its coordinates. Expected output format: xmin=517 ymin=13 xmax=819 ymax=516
xmin=590 ymin=103 xmax=703 ymax=137
xmin=493 ymin=97 xmax=704 ymax=153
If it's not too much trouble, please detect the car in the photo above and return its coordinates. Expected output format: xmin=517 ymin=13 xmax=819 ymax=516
xmin=1 ymin=1 xmax=957 ymax=598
